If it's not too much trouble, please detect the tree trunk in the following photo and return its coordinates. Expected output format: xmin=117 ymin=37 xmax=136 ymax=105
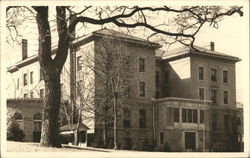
xmin=74 ymin=130 xmax=78 ymax=145
xmin=113 ymin=93 xmax=118 ymax=149
xmin=40 ymin=72 xmax=62 ymax=147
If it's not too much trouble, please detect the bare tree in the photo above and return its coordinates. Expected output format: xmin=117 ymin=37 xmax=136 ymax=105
xmin=6 ymin=5 xmax=243 ymax=147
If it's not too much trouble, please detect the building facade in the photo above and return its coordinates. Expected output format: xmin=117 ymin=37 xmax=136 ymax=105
xmin=6 ymin=28 xmax=242 ymax=151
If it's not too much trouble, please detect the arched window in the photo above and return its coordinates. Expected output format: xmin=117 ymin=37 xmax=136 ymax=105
xmin=13 ymin=112 xmax=23 ymax=129
xmin=33 ymin=113 xmax=42 ymax=132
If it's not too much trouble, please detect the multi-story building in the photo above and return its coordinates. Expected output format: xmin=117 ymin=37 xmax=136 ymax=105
xmin=6 ymin=28 xmax=242 ymax=151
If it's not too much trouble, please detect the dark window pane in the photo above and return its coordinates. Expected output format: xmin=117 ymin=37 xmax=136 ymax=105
xmin=193 ymin=109 xmax=197 ymax=123
xmin=139 ymin=58 xmax=145 ymax=72
xmin=211 ymin=68 xmax=217 ymax=81
xmin=199 ymin=67 xmax=204 ymax=80
xmin=224 ymin=91 xmax=228 ymax=104
xmin=23 ymin=73 xmax=27 ymax=86
xmin=223 ymin=70 xmax=228 ymax=83
xmin=182 ymin=109 xmax=187 ymax=123
xmin=188 ymin=109 xmax=192 ymax=123
xmin=174 ymin=108 xmax=179 ymax=122
xmin=30 ymin=71 xmax=33 ymax=84
xmin=22 ymin=39 xmax=28 ymax=60
xmin=139 ymin=82 xmax=145 ymax=97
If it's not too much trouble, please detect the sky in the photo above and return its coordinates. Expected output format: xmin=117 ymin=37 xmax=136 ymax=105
xmin=2 ymin=2 xmax=249 ymax=104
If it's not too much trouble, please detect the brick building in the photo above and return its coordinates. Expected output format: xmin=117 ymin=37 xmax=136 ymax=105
xmin=6 ymin=28 xmax=242 ymax=151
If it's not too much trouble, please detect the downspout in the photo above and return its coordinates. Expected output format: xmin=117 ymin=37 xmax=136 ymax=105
xmin=152 ymin=98 xmax=156 ymax=145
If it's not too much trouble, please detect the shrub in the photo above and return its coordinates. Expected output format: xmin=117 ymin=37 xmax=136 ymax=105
xmin=7 ymin=121 xmax=25 ymax=141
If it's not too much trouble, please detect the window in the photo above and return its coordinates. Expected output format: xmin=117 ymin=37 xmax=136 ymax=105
xmin=77 ymin=56 xmax=82 ymax=71
xmin=164 ymin=71 xmax=170 ymax=83
xmin=200 ymin=110 xmax=204 ymax=123
xmin=182 ymin=109 xmax=198 ymax=123
xmin=33 ymin=113 xmax=42 ymax=131
xmin=40 ymin=69 xmax=44 ymax=81
xmin=182 ymin=109 xmax=187 ymax=123
xmin=139 ymin=109 xmax=146 ymax=128
xmin=13 ymin=112 xmax=23 ymax=130
xmin=211 ymin=89 xmax=217 ymax=104
xmin=33 ymin=113 xmax=42 ymax=142
xmin=17 ymin=78 xmax=19 ymax=90
xmin=30 ymin=71 xmax=33 ymax=84
xmin=193 ymin=109 xmax=197 ymax=123
xmin=211 ymin=68 xmax=217 ymax=82
xmin=156 ymin=71 xmax=160 ymax=85
xmin=223 ymin=70 xmax=228 ymax=83
xmin=23 ymin=73 xmax=28 ymax=86
xmin=30 ymin=92 xmax=34 ymax=98
xmin=173 ymin=108 xmax=179 ymax=122
xmin=139 ymin=82 xmax=145 ymax=97
xmin=224 ymin=115 xmax=229 ymax=131
xmin=199 ymin=67 xmax=204 ymax=80
xmin=199 ymin=88 xmax=204 ymax=100
xmin=160 ymin=132 xmax=164 ymax=144
xmin=139 ymin=58 xmax=145 ymax=72
xmin=188 ymin=109 xmax=192 ymax=123
xmin=224 ymin=91 xmax=229 ymax=104
xmin=212 ymin=114 xmax=217 ymax=130
xmin=40 ymin=89 xmax=44 ymax=98
xmin=23 ymin=93 xmax=28 ymax=98
xmin=123 ymin=108 xmax=131 ymax=128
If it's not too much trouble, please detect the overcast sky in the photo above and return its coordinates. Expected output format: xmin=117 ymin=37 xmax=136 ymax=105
xmin=2 ymin=2 xmax=249 ymax=104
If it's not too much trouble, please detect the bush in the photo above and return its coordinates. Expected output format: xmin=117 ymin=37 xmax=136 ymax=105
xmin=7 ymin=121 xmax=25 ymax=141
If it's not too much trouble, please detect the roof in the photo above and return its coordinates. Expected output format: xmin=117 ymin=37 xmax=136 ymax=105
xmin=7 ymin=28 xmax=160 ymax=73
xmin=162 ymin=45 xmax=241 ymax=62
xmin=60 ymin=123 xmax=89 ymax=132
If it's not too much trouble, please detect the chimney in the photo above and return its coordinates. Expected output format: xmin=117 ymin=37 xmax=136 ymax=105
xmin=22 ymin=39 xmax=28 ymax=60
xmin=210 ymin=42 xmax=215 ymax=51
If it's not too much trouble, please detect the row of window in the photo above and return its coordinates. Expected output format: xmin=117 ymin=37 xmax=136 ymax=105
xmin=199 ymin=67 xmax=228 ymax=83
xmin=123 ymin=109 xmax=146 ymax=128
xmin=13 ymin=112 xmax=42 ymax=131
xmin=199 ymin=88 xmax=229 ymax=104
xmin=17 ymin=69 xmax=44 ymax=89
xmin=212 ymin=114 xmax=241 ymax=131
xmin=173 ymin=108 xmax=205 ymax=124
xmin=23 ymin=89 xmax=44 ymax=98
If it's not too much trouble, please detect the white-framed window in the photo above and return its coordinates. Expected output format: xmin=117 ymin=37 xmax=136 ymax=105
xmin=30 ymin=71 xmax=34 ymax=84
xmin=182 ymin=109 xmax=197 ymax=123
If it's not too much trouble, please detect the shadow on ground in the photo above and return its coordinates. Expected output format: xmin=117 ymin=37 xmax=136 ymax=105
xmin=63 ymin=145 xmax=111 ymax=152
